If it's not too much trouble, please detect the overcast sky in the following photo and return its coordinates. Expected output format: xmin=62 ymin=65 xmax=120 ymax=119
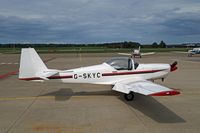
xmin=0 ymin=0 xmax=200 ymax=44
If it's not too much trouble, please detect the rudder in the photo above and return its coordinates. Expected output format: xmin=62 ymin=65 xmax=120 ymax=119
xmin=19 ymin=48 xmax=48 ymax=79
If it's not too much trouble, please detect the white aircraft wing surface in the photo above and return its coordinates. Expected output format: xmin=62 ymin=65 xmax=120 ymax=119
xmin=118 ymin=53 xmax=131 ymax=56
xmin=112 ymin=79 xmax=180 ymax=96
xmin=171 ymin=51 xmax=188 ymax=54
xmin=118 ymin=52 xmax=155 ymax=56
xmin=141 ymin=52 xmax=155 ymax=56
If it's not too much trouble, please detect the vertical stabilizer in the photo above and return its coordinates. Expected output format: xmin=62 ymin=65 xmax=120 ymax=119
xmin=19 ymin=48 xmax=47 ymax=79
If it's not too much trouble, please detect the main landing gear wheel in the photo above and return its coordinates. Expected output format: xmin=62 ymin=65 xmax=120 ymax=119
xmin=124 ymin=92 xmax=134 ymax=101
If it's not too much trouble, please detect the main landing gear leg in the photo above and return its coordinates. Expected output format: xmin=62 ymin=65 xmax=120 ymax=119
xmin=124 ymin=92 xmax=135 ymax=101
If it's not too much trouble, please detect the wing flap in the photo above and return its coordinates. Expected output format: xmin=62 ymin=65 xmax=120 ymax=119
xmin=112 ymin=79 xmax=180 ymax=96
xmin=112 ymin=83 xmax=130 ymax=94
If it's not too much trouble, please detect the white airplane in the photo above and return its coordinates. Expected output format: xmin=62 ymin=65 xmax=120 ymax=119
xmin=188 ymin=48 xmax=200 ymax=57
xmin=19 ymin=48 xmax=180 ymax=101
xmin=118 ymin=46 xmax=155 ymax=58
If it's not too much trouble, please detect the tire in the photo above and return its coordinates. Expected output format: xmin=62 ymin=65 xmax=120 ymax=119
xmin=124 ymin=92 xmax=134 ymax=101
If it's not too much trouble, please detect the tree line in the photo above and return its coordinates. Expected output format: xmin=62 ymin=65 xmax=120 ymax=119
xmin=0 ymin=41 xmax=167 ymax=48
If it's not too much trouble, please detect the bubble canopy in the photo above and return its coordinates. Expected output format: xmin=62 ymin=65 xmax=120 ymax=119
xmin=105 ymin=57 xmax=138 ymax=70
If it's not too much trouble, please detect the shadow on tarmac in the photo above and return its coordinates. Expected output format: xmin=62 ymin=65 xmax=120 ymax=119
xmin=40 ymin=88 xmax=74 ymax=101
xmin=40 ymin=88 xmax=185 ymax=123
xmin=118 ymin=94 xmax=186 ymax=123
xmin=40 ymin=88 xmax=116 ymax=101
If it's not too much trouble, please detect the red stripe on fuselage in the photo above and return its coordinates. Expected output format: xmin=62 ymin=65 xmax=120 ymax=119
xmin=20 ymin=69 xmax=167 ymax=80
xmin=48 ymin=75 xmax=73 ymax=79
xmin=102 ymin=69 xmax=166 ymax=76
xmin=19 ymin=75 xmax=73 ymax=81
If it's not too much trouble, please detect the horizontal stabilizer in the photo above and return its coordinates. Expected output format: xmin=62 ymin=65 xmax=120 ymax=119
xmin=43 ymin=70 xmax=59 ymax=78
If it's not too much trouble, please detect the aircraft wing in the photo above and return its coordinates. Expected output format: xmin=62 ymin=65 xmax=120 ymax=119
xmin=141 ymin=52 xmax=155 ymax=56
xmin=171 ymin=51 xmax=188 ymax=54
xmin=118 ymin=52 xmax=155 ymax=56
xmin=118 ymin=53 xmax=131 ymax=56
xmin=112 ymin=79 xmax=180 ymax=96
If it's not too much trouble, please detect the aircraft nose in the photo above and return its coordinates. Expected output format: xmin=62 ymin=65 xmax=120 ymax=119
xmin=153 ymin=64 xmax=170 ymax=71
xmin=163 ymin=64 xmax=171 ymax=72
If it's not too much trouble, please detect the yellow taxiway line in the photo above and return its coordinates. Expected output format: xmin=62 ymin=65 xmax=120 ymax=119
xmin=0 ymin=95 xmax=111 ymax=101
xmin=0 ymin=96 xmax=55 ymax=101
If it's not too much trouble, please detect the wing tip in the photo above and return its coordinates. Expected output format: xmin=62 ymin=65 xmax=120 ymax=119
xmin=150 ymin=90 xmax=180 ymax=96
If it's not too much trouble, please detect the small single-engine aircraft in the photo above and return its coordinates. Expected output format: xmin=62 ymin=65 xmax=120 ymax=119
xmin=188 ymin=48 xmax=200 ymax=57
xmin=19 ymin=48 xmax=180 ymax=101
xmin=118 ymin=46 xmax=155 ymax=58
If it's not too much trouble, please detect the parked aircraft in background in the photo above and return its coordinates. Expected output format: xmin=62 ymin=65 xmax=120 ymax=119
xmin=173 ymin=48 xmax=200 ymax=57
xmin=118 ymin=46 xmax=155 ymax=58
xmin=19 ymin=48 xmax=180 ymax=101
xmin=188 ymin=48 xmax=200 ymax=57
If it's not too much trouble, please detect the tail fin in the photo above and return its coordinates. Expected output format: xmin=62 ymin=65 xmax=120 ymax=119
xmin=19 ymin=48 xmax=48 ymax=80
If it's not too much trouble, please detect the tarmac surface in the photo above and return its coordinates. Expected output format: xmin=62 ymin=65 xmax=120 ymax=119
xmin=0 ymin=52 xmax=200 ymax=133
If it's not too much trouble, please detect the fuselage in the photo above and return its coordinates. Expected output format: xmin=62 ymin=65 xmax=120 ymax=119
xmin=188 ymin=48 xmax=200 ymax=54
xmin=47 ymin=62 xmax=171 ymax=85
xmin=20 ymin=56 xmax=171 ymax=85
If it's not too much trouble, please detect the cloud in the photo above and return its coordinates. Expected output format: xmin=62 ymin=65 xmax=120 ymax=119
xmin=0 ymin=0 xmax=200 ymax=43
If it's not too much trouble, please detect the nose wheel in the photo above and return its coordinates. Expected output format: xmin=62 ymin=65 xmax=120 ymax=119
xmin=124 ymin=92 xmax=134 ymax=101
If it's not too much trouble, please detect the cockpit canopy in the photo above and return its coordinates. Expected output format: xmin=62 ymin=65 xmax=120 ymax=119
xmin=105 ymin=57 xmax=139 ymax=70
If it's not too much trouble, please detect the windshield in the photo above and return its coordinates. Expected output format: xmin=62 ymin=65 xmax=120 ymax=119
xmin=105 ymin=57 xmax=133 ymax=70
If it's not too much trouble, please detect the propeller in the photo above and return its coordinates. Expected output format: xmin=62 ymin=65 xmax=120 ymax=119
xmin=170 ymin=61 xmax=178 ymax=72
